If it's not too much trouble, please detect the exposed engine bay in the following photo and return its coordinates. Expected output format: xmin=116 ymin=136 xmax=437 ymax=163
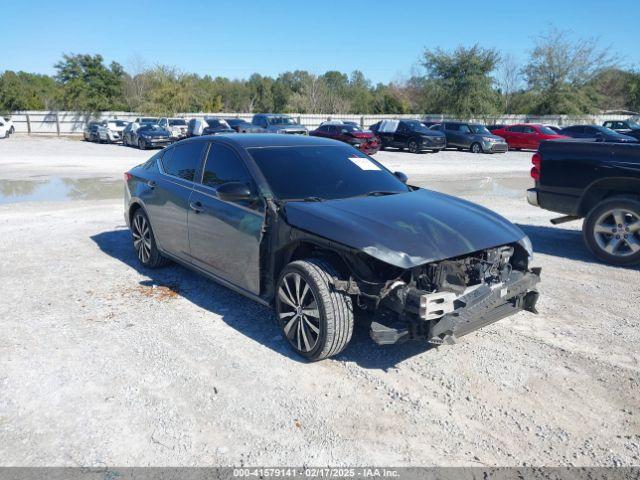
xmin=332 ymin=242 xmax=540 ymax=346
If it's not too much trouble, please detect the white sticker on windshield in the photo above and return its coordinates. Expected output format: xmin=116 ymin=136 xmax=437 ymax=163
xmin=349 ymin=156 xmax=380 ymax=171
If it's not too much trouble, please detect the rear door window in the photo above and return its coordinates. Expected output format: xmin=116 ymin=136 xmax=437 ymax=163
xmin=508 ymin=125 xmax=524 ymax=133
xmin=161 ymin=142 xmax=205 ymax=181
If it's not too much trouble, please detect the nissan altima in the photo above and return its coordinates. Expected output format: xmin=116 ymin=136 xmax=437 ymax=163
xmin=124 ymin=134 xmax=540 ymax=360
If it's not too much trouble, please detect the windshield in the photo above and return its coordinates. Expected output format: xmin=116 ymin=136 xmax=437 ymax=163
xmin=626 ymin=122 xmax=640 ymax=129
xmin=339 ymin=125 xmax=362 ymax=133
xmin=109 ymin=120 xmax=127 ymax=127
xmin=169 ymin=119 xmax=186 ymax=126
xmin=403 ymin=120 xmax=430 ymax=133
xmin=249 ymin=145 xmax=409 ymax=201
xmin=539 ymin=126 xmax=558 ymax=135
xmin=140 ymin=118 xmax=158 ymax=124
xmin=470 ymin=125 xmax=491 ymax=135
xmin=267 ymin=116 xmax=297 ymax=125
xmin=205 ymin=119 xmax=230 ymax=128
xmin=140 ymin=125 xmax=163 ymax=132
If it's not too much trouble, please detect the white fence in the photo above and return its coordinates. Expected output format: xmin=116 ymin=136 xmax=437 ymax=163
xmin=6 ymin=111 xmax=634 ymax=136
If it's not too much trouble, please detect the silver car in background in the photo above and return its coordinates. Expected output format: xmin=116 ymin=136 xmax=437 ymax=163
xmin=159 ymin=117 xmax=188 ymax=140
xmin=97 ymin=119 xmax=129 ymax=143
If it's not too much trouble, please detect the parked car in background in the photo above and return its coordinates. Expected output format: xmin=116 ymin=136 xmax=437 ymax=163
xmin=421 ymin=120 xmax=440 ymax=128
xmin=97 ymin=119 xmax=129 ymax=143
xmin=251 ymin=114 xmax=308 ymax=134
xmin=544 ymin=125 xmax=561 ymax=133
xmin=310 ymin=122 xmax=380 ymax=155
xmin=602 ymin=120 xmax=640 ymax=140
xmin=123 ymin=123 xmax=171 ymax=149
xmin=225 ymin=118 xmax=261 ymax=133
xmin=133 ymin=117 xmax=159 ymax=126
xmin=2 ymin=116 xmax=15 ymax=135
xmin=188 ymin=118 xmax=237 ymax=137
xmin=0 ymin=118 xmax=10 ymax=138
xmin=431 ymin=122 xmax=508 ymax=153
xmin=124 ymin=134 xmax=539 ymax=360
xmin=83 ymin=121 xmax=102 ymax=142
xmin=527 ymin=140 xmax=640 ymax=266
xmin=159 ymin=117 xmax=188 ymax=140
xmin=491 ymin=124 xmax=568 ymax=150
xmin=370 ymin=119 xmax=446 ymax=153
xmin=559 ymin=125 xmax=637 ymax=143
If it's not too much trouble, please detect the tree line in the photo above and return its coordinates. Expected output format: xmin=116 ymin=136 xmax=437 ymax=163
xmin=1 ymin=28 xmax=639 ymax=116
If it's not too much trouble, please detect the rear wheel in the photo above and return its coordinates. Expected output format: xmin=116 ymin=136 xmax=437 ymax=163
xmin=276 ymin=259 xmax=354 ymax=361
xmin=138 ymin=138 xmax=146 ymax=150
xmin=131 ymin=209 xmax=169 ymax=268
xmin=583 ymin=197 xmax=640 ymax=266
xmin=470 ymin=142 xmax=483 ymax=154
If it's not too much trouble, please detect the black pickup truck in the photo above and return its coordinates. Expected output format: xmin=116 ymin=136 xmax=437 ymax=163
xmin=527 ymin=141 xmax=640 ymax=266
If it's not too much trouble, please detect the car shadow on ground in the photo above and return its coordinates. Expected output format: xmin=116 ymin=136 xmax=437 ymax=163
xmin=517 ymin=223 xmax=640 ymax=271
xmin=91 ymin=228 xmax=432 ymax=369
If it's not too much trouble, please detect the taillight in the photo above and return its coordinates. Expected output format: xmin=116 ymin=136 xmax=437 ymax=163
xmin=530 ymin=153 xmax=541 ymax=181
xmin=124 ymin=172 xmax=132 ymax=182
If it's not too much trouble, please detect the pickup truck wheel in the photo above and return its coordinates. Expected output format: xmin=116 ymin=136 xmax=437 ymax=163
xmin=583 ymin=197 xmax=640 ymax=266
xmin=276 ymin=259 xmax=354 ymax=361
xmin=131 ymin=209 xmax=169 ymax=268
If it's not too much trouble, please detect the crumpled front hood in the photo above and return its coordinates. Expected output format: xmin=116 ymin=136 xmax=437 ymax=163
xmin=284 ymin=189 xmax=525 ymax=269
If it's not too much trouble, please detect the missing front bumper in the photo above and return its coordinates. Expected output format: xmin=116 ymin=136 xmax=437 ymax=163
xmin=370 ymin=269 xmax=541 ymax=346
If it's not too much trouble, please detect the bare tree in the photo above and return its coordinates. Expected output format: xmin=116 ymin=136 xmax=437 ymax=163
xmin=524 ymin=27 xmax=618 ymax=91
xmin=498 ymin=53 xmax=522 ymax=112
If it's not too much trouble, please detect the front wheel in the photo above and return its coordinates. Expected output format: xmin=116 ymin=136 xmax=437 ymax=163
xmin=9 ymin=126 xmax=15 ymax=134
xmin=407 ymin=140 xmax=420 ymax=154
xmin=470 ymin=142 xmax=483 ymax=154
xmin=276 ymin=259 xmax=354 ymax=361
xmin=138 ymin=138 xmax=146 ymax=150
xmin=583 ymin=197 xmax=640 ymax=266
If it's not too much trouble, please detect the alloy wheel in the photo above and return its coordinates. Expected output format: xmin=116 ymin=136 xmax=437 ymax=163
xmin=277 ymin=272 xmax=321 ymax=353
xmin=593 ymin=208 xmax=640 ymax=257
xmin=132 ymin=214 xmax=152 ymax=263
xmin=408 ymin=141 xmax=418 ymax=153
xmin=471 ymin=143 xmax=482 ymax=153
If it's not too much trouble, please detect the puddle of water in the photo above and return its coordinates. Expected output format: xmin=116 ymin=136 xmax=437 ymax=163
xmin=0 ymin=177 xmax=122 ymax=204
xmin=412 ymin=175 xmax=532 ymax=199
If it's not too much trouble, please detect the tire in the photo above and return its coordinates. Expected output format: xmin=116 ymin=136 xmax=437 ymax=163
xmin=131 ymin=209 xmax=169 ymax=268
xmin=582 ymin=196 xmax=640 ymax=266
xmin=407 ymin=140 xmax=420 ymax=154
xmin=470 ymin=142 xmax=483 ymax=154
xmin=138 ymin=138 xmax=146 ymax=150
xmin=9 ymin=126 xmax=15 ymax=134
xmin=431 ymin=149 xmax=440 ymax=153
xmin=275 ymin=259 xmax=354 ymax=361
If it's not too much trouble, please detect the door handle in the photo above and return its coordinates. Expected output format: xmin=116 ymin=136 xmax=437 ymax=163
xmin=147 ymin=180 xmax=157 ymax=189
xmin=189 ymin=201 xmax=204 ymax=213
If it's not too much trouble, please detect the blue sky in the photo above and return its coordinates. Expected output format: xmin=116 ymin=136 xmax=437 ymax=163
xmin=2 ymin=0 xmax=639 ymax=83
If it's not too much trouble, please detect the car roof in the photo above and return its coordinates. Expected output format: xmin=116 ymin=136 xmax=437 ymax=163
xmin=181 ymin=133 xmax=339 ymax=149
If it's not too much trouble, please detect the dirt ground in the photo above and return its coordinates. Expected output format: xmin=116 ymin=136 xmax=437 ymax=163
xmin=0 ymin=136 xmax=638 ymax=467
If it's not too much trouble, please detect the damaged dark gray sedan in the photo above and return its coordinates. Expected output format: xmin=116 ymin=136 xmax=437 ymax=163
xmin=124 ymin=134 xmax=540 ymax=360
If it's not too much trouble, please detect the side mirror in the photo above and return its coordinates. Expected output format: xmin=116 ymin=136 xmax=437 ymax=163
xmin=217 ymin=182 xmax=254 ymax=202
xmin=394 ymin=171 xmax=408 ymax=184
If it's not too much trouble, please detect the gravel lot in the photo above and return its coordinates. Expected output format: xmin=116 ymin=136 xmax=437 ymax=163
xmin=0 ymin=136 xmax=638 ymax=467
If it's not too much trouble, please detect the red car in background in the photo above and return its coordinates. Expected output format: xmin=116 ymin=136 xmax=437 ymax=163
xmin=491 ymin=124 xmax=568 ymax=150
xmin=310 ymin=122 xmax=380 ymax=155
